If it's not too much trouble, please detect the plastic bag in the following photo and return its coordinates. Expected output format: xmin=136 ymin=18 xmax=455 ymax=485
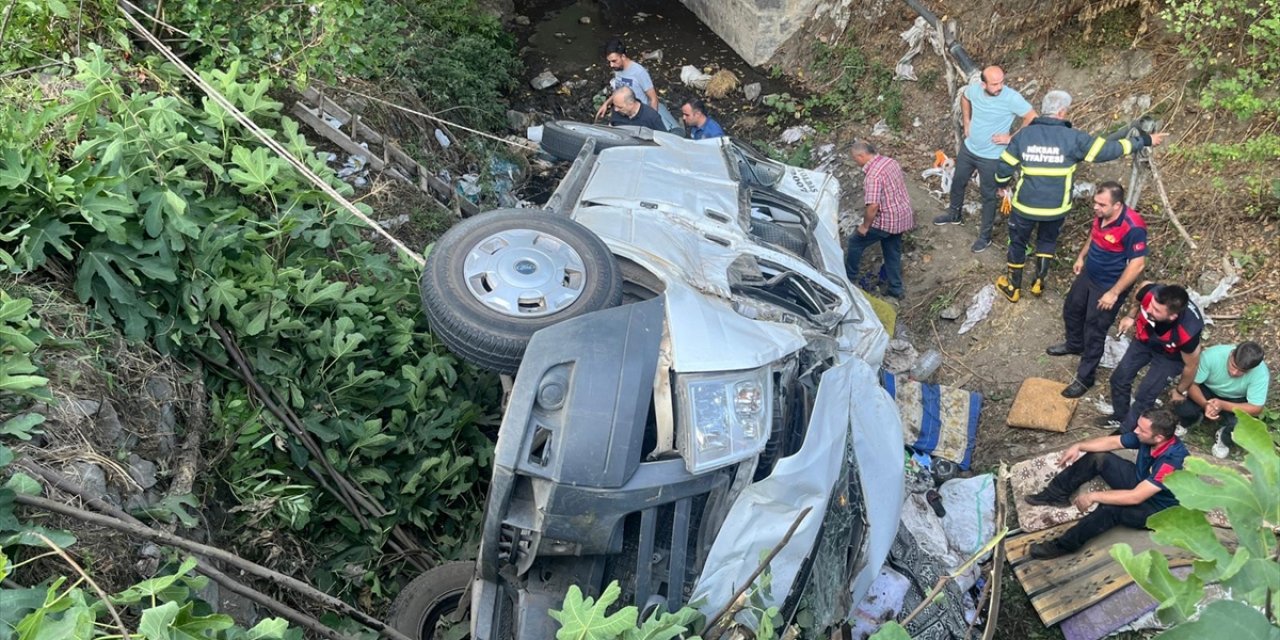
xmin=958 ymin=285 xmax=996 ymax=335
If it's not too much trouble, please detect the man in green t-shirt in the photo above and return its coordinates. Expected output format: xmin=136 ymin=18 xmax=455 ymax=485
xmin=1173 ymin=341 xmax=1269 ymax=449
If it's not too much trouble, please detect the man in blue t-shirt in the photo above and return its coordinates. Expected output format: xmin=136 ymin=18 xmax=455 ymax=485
xmin=595 ymin=38 xmax=658 ymax=120
xmin=1049 ymin=181 xmax=1147 ymax=398
xmin=933 ymin=66 xmax=1036 ymax=253
xmin=1024 ymin=408 xmax=1186 ymax=558
xmin=681 ymin=98 xmax=725 ymax=140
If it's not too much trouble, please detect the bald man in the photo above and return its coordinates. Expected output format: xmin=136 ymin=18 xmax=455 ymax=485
xmin=934 ymin=66 xmax=1036 ymax=253
xmin=606 ymin=86 xmax=665 ymax=131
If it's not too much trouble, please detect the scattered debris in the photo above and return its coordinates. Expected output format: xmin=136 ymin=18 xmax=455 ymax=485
xmin=705 ymin=69 xmax=740 ymax=98
xmin=641 ymin=49 xmax=663 ymax=63
xmin=871 ymin=119 xmax=891 ymax=137
xmin=912 ymin=116 xmax=922 ymax=127
xmin=958 ymin=285 xmax=996 ymax=335
xmin=1071 ymin=181 xmax=1095 ymax=199
xmin=1101 ymin=334 xmax=1129 ymax=369
xmin=779 ymin=125 xmax=815 ymax=144
xmin=884 ymin=339 xmax=920 ymax=375
xmin=894 ymin=16 xmax=945 ymax=81
xmin=939 ymin=305 xmax=962 ymax=321
xmin=578 ymin=16 xmax=591 ymax=24
xmin=910 ymin=349 xmax=943 ymax=382
xmin=742 ymin=82 xmax=761 ymax=101
xmin=680 ymin=65 xmax=713 ymax=90
xmin=433 ymin=128 xmax=452 ymax=149
xmin=921 ymin=152 xmax=955 ymax=195
xmin=530 ymin=71 xmax=559 ymax=90
xmin=1189 ymin=258 xmax=1240 ymax=317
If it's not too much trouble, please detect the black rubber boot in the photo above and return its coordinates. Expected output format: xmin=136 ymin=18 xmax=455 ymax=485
xmin=996 ymin=264 xmax=1023 ymax=302
xmin=1030 ymin=255 xmax=1052 ymax=297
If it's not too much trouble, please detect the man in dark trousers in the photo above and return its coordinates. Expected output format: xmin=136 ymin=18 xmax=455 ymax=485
xmin=1102 ymin=282 xmax=1203 ymax=432
xmin=992 ymin=90 xmax=1167 ymax=302
xmin=932 ymin=65 xmax=1036 ymax=253
xmin=606 ymin=87 xmax=664 ymax=131
xmin=845 ymin=141 xmax=915 ymax=300
xmin=1049 ymin=181 xmax=1147 ymax=398
xmin=1025 ymin=408 xmax=1186 ymax=558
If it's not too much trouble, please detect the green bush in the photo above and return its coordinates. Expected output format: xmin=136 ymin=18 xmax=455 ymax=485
xmin=1112 ymin=413 xmax=1280 ymax=636
xmin=149 ymin=0 xmax=519 ymax=129
xmin=0 ymin=47 xmax=499 ymax=595
xmin=1163 ymin=0 xmax=1280 ymax=118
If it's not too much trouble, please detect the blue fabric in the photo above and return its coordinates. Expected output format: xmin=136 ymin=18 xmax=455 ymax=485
xmin=689 ymin=117 xmax=725 ymax=140
xmin=963 ymin=81 xmax=1033 ymax=159
xmin=879 ymin=371 xmax=983 ymax=470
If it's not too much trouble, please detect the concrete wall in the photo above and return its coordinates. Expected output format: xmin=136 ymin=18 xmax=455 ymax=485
xmin=679 ymin=0 xmax=824 ymax=66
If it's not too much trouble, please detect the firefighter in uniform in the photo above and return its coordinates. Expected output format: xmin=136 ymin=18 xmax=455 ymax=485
xmin=993 ymin=90 xmax=1168 ymax=302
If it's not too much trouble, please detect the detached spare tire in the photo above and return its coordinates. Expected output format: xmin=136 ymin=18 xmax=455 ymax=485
xmin=388 ymin=561 xmax=473 ymax=639
xmin=540 ymin=121 xmax=651 ymax=161
xmin=421 ymin=209 xmax=624 ymax=374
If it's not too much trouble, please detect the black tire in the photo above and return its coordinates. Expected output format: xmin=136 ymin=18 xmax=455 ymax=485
xmin=389 ymin=562 xmax=473 ymax=640
xmin=421 ymin=209 xmax=624 ymax=374
xmin=540 ymin=121 xmax=650 ymax=161
xmin=750 ymin=219 xmax=808 ymax=255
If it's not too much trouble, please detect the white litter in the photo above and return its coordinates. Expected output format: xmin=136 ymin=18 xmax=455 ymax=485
xmin=883 ymin=339 xmax=919 ymax=375
xmin=530 ymin=70 xmax=559 ymax=90
xmin=849 ymin=568 xmax=911 ymax=639
xmin=641 ymin=49 xmax=663 ymax=63
xmin=872 ymin=119 xmax=891 ymax=137
xmin=1101 ymin=334 xmax=1130 ymax=369
xmin=921 ymin=154 xmax=955 ymax=195
xmin=958 ymin=285 xmax=996 ymax=335
xmin=1189 ymin=267 xmax=1240 ymax=321
xmin=939 ymin=475 xmax=996 ymax=558
xmin=680 ymin=65 xmax=713 ymax=90
xmin=526 ymin=125 xmax=544 ymax=144
xmin=1072 ymin=181 xmax=1095 ymax=199
xmin=779 ymin=125 xmax=815 ymax=145
xmin=894 ymin=16 xmax=945 ymax=81
xmin=434 ymin=129 xmax=452 ymax=149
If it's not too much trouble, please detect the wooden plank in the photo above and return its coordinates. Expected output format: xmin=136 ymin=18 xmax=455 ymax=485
xmin=1031 ymin=554 xmax=1198 ymax=626
xmin=1006 ymin=523 xmax=1238 ymax=627
xmin=290 ymin=104 xmax=386 ymax=172
xmin=1004 ymin=522 xmax=1073 ymax=564
xmin=301 ymin=87 xmax=351 ymax=125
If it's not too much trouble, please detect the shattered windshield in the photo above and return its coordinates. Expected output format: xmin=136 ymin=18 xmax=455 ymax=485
xmin=727 ymin=140 xmax=785 ymax=188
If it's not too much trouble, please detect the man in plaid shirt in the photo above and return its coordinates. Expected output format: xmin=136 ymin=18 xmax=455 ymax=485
xmin=845 ymin=141 xmax=916 ymax=299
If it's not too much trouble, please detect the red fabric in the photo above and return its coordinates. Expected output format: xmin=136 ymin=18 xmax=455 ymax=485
xmin=862 ymin=155 xmax=915 ymax=234
xmin=1153 ymin=462 xmax=1176 ymax=483
xmin=1135 ymin=288 xmax=1199 ymax=355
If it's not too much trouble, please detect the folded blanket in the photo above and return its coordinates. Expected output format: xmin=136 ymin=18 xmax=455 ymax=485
xmin=881 ymin=371 xmax=982 ymax=470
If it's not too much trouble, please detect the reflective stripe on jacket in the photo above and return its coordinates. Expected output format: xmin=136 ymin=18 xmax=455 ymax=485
xmin=995 ymin=117 xmax=1148 ymax=219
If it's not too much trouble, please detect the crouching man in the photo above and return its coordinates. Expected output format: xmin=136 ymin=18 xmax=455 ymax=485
xmin=1024 ymin=408 xmax=1185 ymax=559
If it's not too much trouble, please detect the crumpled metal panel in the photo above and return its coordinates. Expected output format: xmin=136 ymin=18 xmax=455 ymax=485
xmin=689 ymin=357 xmax=904 ymax=616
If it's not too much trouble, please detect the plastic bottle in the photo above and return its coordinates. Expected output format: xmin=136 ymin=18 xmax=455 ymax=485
xmin=910 ymin=349 xmax=942 ymax=382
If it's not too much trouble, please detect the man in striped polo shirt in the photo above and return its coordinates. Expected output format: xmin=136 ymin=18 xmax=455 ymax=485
xmin=845 ymin=141 xmax=916 ymax=300
xmin=1049 ymin=181 xmax=1148 ymax=398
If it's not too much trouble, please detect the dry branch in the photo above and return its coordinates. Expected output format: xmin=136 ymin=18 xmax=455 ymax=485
xmin=14 ymin=493 xmax=414 ymax=640
xmin=15 ymin=460 xmax=360 ymax=640
xmin=1147 ymin=155 xmax=1197 ymax=250
xmin=704 ymin=506 xmax=813 ymax=640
